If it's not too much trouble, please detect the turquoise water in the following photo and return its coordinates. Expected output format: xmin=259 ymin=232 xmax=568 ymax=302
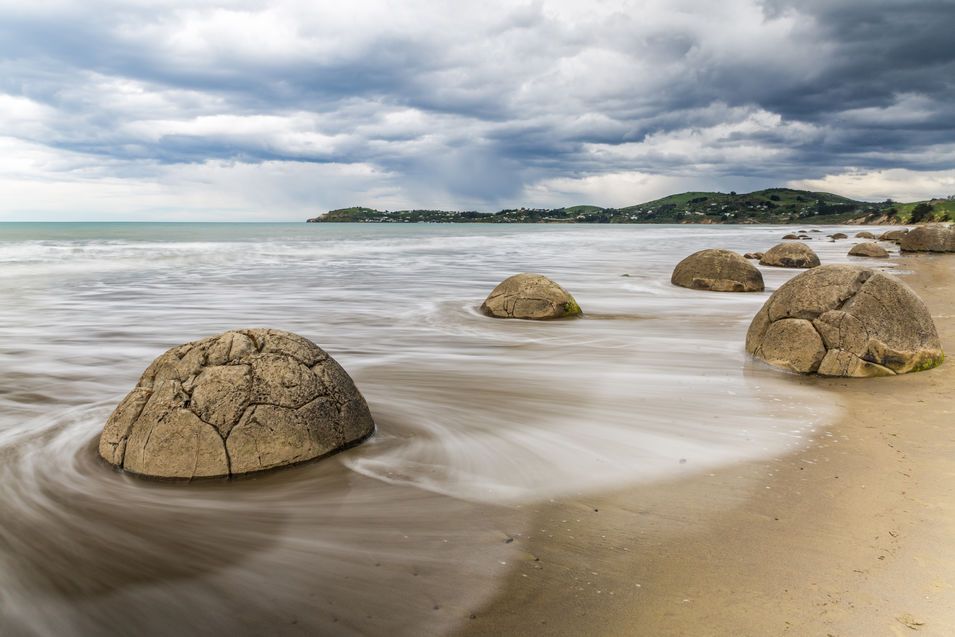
xmin=0 ymin=222 xmax=885 ymax=636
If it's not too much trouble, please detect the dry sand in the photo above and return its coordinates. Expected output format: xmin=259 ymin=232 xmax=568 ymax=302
xmin=461 ymin=254 xmax=955 ymax=637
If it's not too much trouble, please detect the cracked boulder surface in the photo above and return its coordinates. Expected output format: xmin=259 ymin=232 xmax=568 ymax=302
xmin=746 ymin=265 xmax=944 ymax=377
xmin=848 ymin=242 xmax=890 ymax=258
xmin=671 ymin=249 xmax=764 ymax=292
xmin=759 ymin=242 xmax=821 ymax=269
xmin=481 ymin=273 xmax=582 ymax=319
xmin=98 ymin=329 xmax=375 ymax=480
xmin=899 ymin=225 xmax=955 ymax=253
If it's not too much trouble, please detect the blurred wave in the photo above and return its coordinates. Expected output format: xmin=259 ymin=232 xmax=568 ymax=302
xmin=0 ymin=223 xmax=889 ymax=635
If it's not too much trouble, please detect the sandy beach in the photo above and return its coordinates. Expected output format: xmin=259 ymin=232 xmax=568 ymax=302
xmin=463 ymin=254 xmax=955 ymax=637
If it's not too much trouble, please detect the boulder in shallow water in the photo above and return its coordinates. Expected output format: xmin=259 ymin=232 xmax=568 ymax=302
xmin=848 ymin=242 xmax=890 ymax=258
xmin=855 ymin=231 xmax=876 ymax=239
xmin=879 ymin=229 xmax=909 ymax=242
xmin=746 ymin=265 xmax=943 ymax=377
xmin=671 ymin=249 xmax=764 ymax=292
xmin=829 ymin=232 xmax=849 ymax=240
xmin=481 ymin=273 xmax=581 ymax=319
xmin=759 ymin=242 xmax=820 ymax=268
xmin=782 ymin=233 xmax=800 ymax=240
xmin=899 ymin=225 xmax=955 ymax=253
xmin=99 ymin=329 xmax=375 ymax=479
xmin=743 ymin=252 xmax=764 ymax=260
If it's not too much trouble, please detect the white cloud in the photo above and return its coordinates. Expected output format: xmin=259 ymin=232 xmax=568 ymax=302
xmin=790 ymin=169 xmax=955 ymax=202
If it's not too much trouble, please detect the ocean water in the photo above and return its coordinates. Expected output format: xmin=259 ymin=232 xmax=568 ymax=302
xmin=0 ymin=222 xmax=895 ymax=636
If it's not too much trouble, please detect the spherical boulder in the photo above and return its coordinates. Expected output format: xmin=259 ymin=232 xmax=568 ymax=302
xmin=746 ymin=265 xmax=943 ymax=377
xmin=481 ymin=273 xmax=581 ymax=319
xmin=99 ymin=329 xmax=375 ymax=479
xmin=855 ymin=231 xmax=876 ymax=239
xmin=848 ymin=242 xmax=890 ymax=258
xmin=829 ymin=232 xmax=849 ymax=240
xmin=782 ymin=233 xmax=800 ymax=240
xmin=759 ymin=242 xmax=821 ymax=268
xmin=879 ymin=229 xmax=909 ymax=242
xmin=899 ymin=225 xmax=955 ymax=253
xmin=671 ymin=249 xmax=764 ymax=292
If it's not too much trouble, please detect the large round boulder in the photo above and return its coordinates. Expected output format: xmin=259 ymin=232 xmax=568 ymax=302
xmin=899 ymin=225 xmax=955 ymax=253
xmin=746 ymin=265 xmax=943 ymax=377
xmin=671 ymin=249 xmax=764 ymax=292
xmin=99 ymin=329 xmax=375 ymax=479
xmin=848 ymin=242 xmax=889 ymax=258
xmin=481 ymin=273 xmax=581 ymax=319
xmin=759 ymin=242 xmax=821 ymax=268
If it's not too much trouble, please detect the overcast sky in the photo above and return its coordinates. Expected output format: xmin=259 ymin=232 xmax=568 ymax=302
xmin=1 ymin=0 xmax=954 ymax=220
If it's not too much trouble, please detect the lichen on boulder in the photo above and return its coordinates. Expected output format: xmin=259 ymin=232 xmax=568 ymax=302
xmin=671 ymin=249 xmax=764 ymax=292
xmin=759 ymin=242 xmax=821 ymax=269
xmin=99 ymin=329 xmax=375 ymax=479
xmin=745 ymin=265 xmax=944 ymax=377
xmin=848 ymin=242 xmax=889 ymax=258
xmin=481 ymin=273 xmax=581 ymax=319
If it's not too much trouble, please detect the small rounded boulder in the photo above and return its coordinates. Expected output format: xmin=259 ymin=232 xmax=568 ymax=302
xmin=879 ymin=229 xmax=909 ymax=242
xmin=99 ymin=329 xmax=375 ymax=480
xmin=671 ymin=249 xmax=764 ymax=292
xmin=759 ymin=242 xmax=821 ymax=269
xmin=855 ymin=231 xmax=876 ymax=239
xmin=746 ymin=265 xmax=943 ymax=377
xmin=848 ymin=242 xmax=889 ymax=258
xmin=481 ymin=273 xmax=581 ymax=319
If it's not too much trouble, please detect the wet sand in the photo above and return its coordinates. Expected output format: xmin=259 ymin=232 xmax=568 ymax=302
xmin=462 ymin=254 xmax=955 ymax=637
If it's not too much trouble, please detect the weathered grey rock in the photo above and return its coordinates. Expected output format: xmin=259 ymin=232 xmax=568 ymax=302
xmin=855 ymin=231 xmax=876 ymax=239
xmin=99 ymin=329 xmax=375 ymax=479
xmin=745 ymin=265 xmax=944 ymax=377
xmin=879 ymin=229 xmax=909 ymax=242
xmin=759 ymin=242 xmax=821 ymax=268
xmin=899 ymin=225 xmax=955 ymax=253
xmin=782 ymin=233 xmax=800 ymax=240
xmin=670 ymin=249 xmax=764 ymax=292
xmin=481 ymin=273 xmax=581 ymax=319
xmin=829 ymin=232 xmax=849 ymax=240
xmin=743 ymin=252 xmax=764 ymax=260
xmin=848 ymin=242 xmax=890 ymax=258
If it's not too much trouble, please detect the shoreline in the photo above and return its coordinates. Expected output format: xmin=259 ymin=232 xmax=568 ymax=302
xmin=461 ymin=254 xmax=955 ymax=636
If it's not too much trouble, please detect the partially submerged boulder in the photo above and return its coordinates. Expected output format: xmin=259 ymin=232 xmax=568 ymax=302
xmin=670 ymin=249 xmax=764 ymax=292
xmin=99 ymin=329 xmax=375 ymax=479
xmin=848 ymin=243 xmax=890 ymax=258
xmin=829 ymin=232 xmax=849 ymax=240
xmin=855 ymin=231 xmax=876 ymax=239
xmin=746 ymin=265 xmax=943 ymax=377
xmin=782 ymin=233 xmax=800 ymax=240
xmin=879 ymin=229 xmax=909 ymax=242
xmin=759 ymin=242 xmax=821 ymax=268
xmin=899 ymin=225 xmax=955 ymax=253
xmin=481 ymin=273 xmax=581 ymax=319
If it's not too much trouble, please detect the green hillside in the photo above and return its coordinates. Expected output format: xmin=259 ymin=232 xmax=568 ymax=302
xmin=307 ymin=190 xmax=955 ymax=224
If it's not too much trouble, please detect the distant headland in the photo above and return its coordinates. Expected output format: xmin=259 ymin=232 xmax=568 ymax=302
xmin=307 ymin=188 xmax=955 ymax=225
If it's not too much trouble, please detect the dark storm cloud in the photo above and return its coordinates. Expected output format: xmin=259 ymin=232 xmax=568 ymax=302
xmin=0 ymin=0 xmax=953 ymax=216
